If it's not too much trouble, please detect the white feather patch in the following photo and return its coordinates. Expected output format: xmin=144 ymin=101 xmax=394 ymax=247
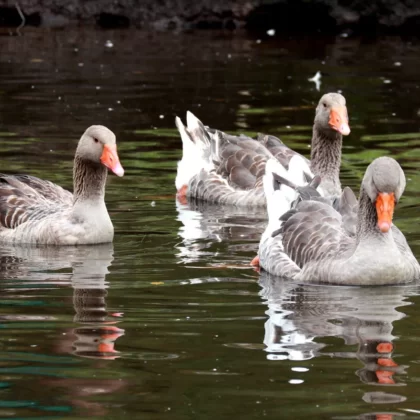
xmin=175 ymin=113 xmax=214 ymax=190
xmin=261 ymin=156 xmax=315 ymax=243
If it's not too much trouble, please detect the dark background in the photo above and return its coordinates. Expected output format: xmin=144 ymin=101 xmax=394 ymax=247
xmin=0 ymin=0 xmax=420 ymax=35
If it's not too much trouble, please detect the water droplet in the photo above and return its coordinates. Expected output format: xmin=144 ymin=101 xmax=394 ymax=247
xmin=159 ymin=114 xmax=164 ymax=119
xmin=289 ymin=379 xmax=304 ymax=384
xmin=267 ymin=29 xmax=275 ymax=36
xmin=105 ymin=40 xmax=114 ymax=48
xmin=394 ymin=61 xmax=402 ymax=66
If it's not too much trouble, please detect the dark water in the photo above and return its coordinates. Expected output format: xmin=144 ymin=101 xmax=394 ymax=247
xmin=1 ymin=28 xmax=420 ymax=419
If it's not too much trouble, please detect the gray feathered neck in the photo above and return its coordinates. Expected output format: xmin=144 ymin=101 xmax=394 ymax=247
xmin=310 ymin=125 xmax=342 ymax=196
xmin=355 ymin=188 xmax=382 ymax=242
xmin=73 ymin=155 xmax=108 ymax=201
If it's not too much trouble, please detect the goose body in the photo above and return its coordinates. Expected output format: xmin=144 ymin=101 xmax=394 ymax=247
xmin=258 ymin=157 xmax=420 ymax=285
xmin=175 ymin=93 xmax=350 ymax=207
xmin=0 ymin=126 xmax=124 ymax=245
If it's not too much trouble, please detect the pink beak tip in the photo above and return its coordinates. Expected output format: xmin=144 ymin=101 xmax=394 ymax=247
xmin=378 ymin=221 xmax=391 ymax=233
xmin=113 ymin=162 xmax=125 ymax=177
xmin=340 ymin=124 xmax=351 ymax=136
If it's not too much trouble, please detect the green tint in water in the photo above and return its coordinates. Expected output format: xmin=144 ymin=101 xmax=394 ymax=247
xmin=0 ymin=28 xmax=420 ymax=419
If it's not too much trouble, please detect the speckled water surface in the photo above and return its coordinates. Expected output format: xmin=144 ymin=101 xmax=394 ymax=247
xmin=0 ymin=28 xmax=420 ymax=419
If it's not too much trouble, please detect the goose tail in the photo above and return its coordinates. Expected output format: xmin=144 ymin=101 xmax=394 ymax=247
xmin=175 ymin=111 xmax=215 ymax=191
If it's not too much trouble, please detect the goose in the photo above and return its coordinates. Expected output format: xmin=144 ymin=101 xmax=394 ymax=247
xmin=257 ymin=156 xmax=420 ymax=285
xmin=175 ymin=92 xmax=350 ymax=207
xmin=0 ymin=125 xmax=124 ymax=245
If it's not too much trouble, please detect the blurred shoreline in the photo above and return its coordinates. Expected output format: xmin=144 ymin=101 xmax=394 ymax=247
xmin=0 ymin=0 xmax=420 ymax=35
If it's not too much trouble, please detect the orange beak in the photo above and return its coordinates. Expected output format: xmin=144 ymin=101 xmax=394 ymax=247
xmin=97 ymin=326 xmax=124 ymax=360
xmin=329 ymin=106 xmax=350 ymax=135
xmin=100 ymin=144 xmax=124 ymax=177
xmin=376 ymin=192 xmax=395 ymax=233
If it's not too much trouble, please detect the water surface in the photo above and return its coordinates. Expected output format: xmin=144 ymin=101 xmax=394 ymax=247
xmin=0 ymin=28 xmax=420 ymax=419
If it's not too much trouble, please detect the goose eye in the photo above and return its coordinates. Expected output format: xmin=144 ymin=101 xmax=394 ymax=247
xmin=323 ymin=103 xmax=327 ymax=108
xmin=93 ymin=138 xmax=99 ymax=143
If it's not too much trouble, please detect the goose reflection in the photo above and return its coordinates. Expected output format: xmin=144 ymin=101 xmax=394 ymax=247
xmin=0 ymin=243 xmax=124 ymax=360
xmin=70 ymin=244 xmax=124 ymax=360
xmin=0 ymin=244 xmax=126 ymax=416
xmin=259 ymin=272 xmax=417 ymax=397
xmin=176 ymin=198 xmax=266 ymax=264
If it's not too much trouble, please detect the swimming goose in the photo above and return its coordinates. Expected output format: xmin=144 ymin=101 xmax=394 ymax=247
xmin=175 ymin=92 xmax=350 ymax=207
xmin=258 ymin=156 xmax=420 ymax=285
xmin=0 ymin=125 xmax=124 ymax=245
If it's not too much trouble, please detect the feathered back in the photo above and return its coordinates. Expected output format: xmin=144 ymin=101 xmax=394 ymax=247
xmin=175 ymin=112 xmax=322 ymax=208
xmin=0 ymin=174 xmax=72 ymax=230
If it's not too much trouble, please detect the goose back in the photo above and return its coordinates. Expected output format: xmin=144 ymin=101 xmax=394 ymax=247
xmin=176 ymin=93 xmax=350 ymax=208
xmin=258 ymin=158 xmax=420 ymax=285
xmin=0 ymin=174 xmax=72 ymax=229
xmin=0 ymin=125 xmax=123 ymax=245
xmin=176 ymin=112 xmax=313 ymax=207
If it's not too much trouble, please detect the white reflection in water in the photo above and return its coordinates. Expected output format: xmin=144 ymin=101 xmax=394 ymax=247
xmin=259 ymin=272 xmax=419 ymax=392
xmin=0 ymin=244 xmax=124 ymax=360
xmin=175 ymin=198 xmax=265 ymax=264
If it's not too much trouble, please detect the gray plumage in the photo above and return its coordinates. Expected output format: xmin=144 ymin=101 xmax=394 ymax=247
xmin=259 ymin=157 xmax=420 ymax=285
xmin=175 ymin=93 xmax=350 ymax=207
xmin=0 ymin=125 xmax=123 ymax=245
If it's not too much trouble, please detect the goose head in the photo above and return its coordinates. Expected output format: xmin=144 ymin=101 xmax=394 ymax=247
xmin=314 ymin=92 xmax=350 ymax=136
xmin=76 ymin=125 xmax=124 ymax=177
xmin=362 ymin=157 xmax=405 ymax=233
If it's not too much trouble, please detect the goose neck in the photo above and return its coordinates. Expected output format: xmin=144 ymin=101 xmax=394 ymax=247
xmin=73 ymin=155 xmax=107 ymax=202
xmin=310 ymin=126 xmax=342 ymax=193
